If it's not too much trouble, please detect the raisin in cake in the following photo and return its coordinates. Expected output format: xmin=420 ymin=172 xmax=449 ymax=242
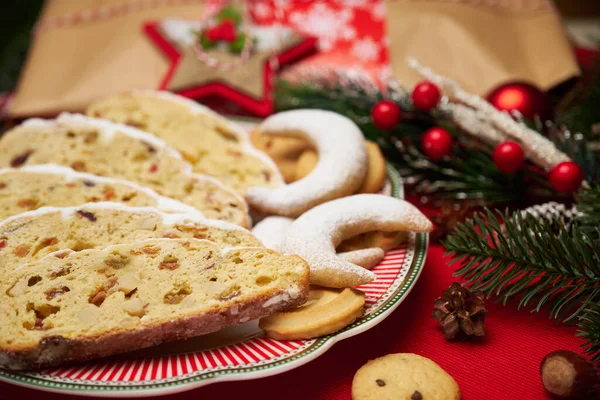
xmin=0 ymin=164 xmax=199 ymax=219
xmin=0 ymin=238 xmax=309 ymax=369
xmin=0 ymin=113 xmax=250 ymax=227
xmin=0 ymin=202 xmax=260 ymax=276
xmin=87 ymin=91 xmax=283 ymax=194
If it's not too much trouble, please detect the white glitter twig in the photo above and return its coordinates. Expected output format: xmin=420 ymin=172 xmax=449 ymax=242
xmin=407 ymin=57 xmax=571 ymax=170
xmin=442 ymin=103 xmax=507 ymax=146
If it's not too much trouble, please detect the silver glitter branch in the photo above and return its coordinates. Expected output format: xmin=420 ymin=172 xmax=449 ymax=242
xmin=407 ymin=57 xmax=571 ymax=170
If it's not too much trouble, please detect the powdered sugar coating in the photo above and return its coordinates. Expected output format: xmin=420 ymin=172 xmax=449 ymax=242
xmin=252 ymin=215 xmax=385 ymax=269
xmin=338 ymin=248 xmax=385 ymax=270
xmin=252 ymin=216 xmax=294 ymax=250
xmin=0 ymin=202 xmax=249 ymax=239
xmin=130 ymin=90 xmax=284 ymax=187
xmin=246 ymin=110 xmax=368 ymax=217
xmin=1 ymin=164 xmax=198 ymax=214
xmin=281 ymin=194 xmax=433 ymax=288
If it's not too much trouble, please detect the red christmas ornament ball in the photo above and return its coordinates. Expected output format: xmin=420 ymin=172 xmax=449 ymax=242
xmin=421 ymin=127 xmax=453 ymax=161
xmin=549 ymin=162 xmax=584 ymax=194
xmin=492 ymin=141 xmax=525 ymax=174
xmin=371 ymin=100 xmax=402 ymax=131
xmin=412 ymin=81 xmax=441 ymax=111
xmin=486 ymin=81 xmax=550 ymax=120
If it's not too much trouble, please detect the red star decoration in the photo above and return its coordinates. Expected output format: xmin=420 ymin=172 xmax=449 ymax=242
xmin=144 ymin=21 xmax=317 ymax=117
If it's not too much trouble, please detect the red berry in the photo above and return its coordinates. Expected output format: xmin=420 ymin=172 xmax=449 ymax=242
xmin=492 ymin=141 xmax=525 ymax=174
xmin=205 ymin=20 xmax=237 ymax=42
xmin=218 ymin=19 xmax=237 ymax=42
xmin=371 ymin=100 xmax=402 ymax=131
xmin=205 ymin=26 xmax=222 ymax=42
xmin=549 ymin=161 xmax=583 ymax=194
xmin=421 ymin=127 xmax=453 ymax=161
xmin=412 ymin=81 xmax=441 ymax=111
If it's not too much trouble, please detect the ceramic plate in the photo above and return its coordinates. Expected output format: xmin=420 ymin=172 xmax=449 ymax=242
xmin=0 ymin=165 xmax=428 ymax=397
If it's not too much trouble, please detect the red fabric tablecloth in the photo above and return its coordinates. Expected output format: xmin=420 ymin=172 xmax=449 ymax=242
xmin=0 ymin=245 xmax=585 ymax=399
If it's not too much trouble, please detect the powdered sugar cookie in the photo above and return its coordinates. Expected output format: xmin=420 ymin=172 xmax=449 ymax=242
xmin=252 ymin=216 xmax=385 ymax=269
xmin=246 ymin=110 xmax=368 ymax=217
xmin=295 ymin=141 xmax=387 ymax=194
xmin=339 ymin=248 xmax=385 ymax=270
xmin=338 ymin=231 xmax=408 ymax=253
xmin=252 ymin=216 xmax=294 ymax=250
xmin=281 ymin=194 xmax=433 ymax=288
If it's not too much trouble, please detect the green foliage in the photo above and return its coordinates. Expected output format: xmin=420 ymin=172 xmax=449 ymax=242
xmin=578 ymin=302 xmax=600 ymax=362
xmin=556 ymin=66 xmax=600 ymax=141
xmin=0 ymin=0 xmax=44 ymax=92
xmin=198 ymin=32 xmax=216 ymax=50
xmin=215 ymin=6 xmax=242 ymax=26
xmin=445 ymin=187 xmax=600 ymax=361
xmin=576 ymin=185 xmax=600 ymax=237
xmin=228 ymin=32 xmax=247 ymax=53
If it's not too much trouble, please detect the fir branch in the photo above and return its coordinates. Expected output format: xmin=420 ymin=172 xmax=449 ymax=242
xmin=445 ymin=209 xmax=600 ymax=323
xmin=392 ymin=138 xmax=528 ymax=204
xmin=576 ymin=185 xmax=600 ymax=238
xmin=578 ymin=301 xmax=600 ymax=362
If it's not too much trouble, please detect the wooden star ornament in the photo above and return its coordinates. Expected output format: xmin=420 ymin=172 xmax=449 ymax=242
xmin=144 ymin=18 xmax=317 ymax=117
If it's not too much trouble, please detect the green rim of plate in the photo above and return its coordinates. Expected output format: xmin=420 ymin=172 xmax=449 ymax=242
xmin=0 ymin=164 xmax=427 ymax=394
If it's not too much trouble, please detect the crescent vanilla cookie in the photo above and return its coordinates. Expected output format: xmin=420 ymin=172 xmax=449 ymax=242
xmin=281 ymin=194 xmax=433 ymax=288
xmin=246 ymin=110 xmax=368 ymax=217
xmin=0 ymin=113 xmax=250 ymax=227
xmin=87 ymin=91 xmax=283 ymax=194
xmin=252 ymin=216 xmax=385 ymax=270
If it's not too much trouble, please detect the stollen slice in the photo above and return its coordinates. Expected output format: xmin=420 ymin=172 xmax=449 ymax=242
xmin=0 ymin=164 xmax=199 ymax=219
xmin=87 ymin=91 xmax=283 ymax=194
xmin=0 ymin=113 xmax=250 ymax=227
xmin=0 ymin=202 xmax=260 ymax=277
xmin=0 ymin=238 xmax=309 ymax=370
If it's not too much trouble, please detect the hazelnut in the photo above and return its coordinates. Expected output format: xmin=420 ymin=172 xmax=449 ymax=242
xmin=540 ymin=350 xmax=599 ymax=398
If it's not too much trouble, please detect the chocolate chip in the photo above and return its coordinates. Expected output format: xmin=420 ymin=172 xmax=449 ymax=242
xmin=76 ymin=210 xmax=97 ymax=222
xmin=10 ymin=150 xmax=33 ymax=167
xmin=376 ymin=379 xmax=386 ymax=387
xmin=83 ymin=180 xmax=96 ymax=187
xmin=411 ymin=391 xmax=423 ymax=400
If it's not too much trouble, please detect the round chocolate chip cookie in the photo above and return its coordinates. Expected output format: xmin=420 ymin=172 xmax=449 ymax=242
xmin=352 ymin=353 xmax=461 ymax=400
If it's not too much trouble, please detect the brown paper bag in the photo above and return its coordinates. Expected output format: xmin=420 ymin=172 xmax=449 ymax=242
xmin=385 ymin=0 xmax=580 ymax=95
xmin=11 ymin=0 xmax=208 ymax=118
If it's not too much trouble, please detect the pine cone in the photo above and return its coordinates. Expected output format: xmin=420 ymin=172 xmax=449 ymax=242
xmin=432 ymin=282 xmax=487 ymax=340
xmin=519 ymin=202 xmax=580 ymax=233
